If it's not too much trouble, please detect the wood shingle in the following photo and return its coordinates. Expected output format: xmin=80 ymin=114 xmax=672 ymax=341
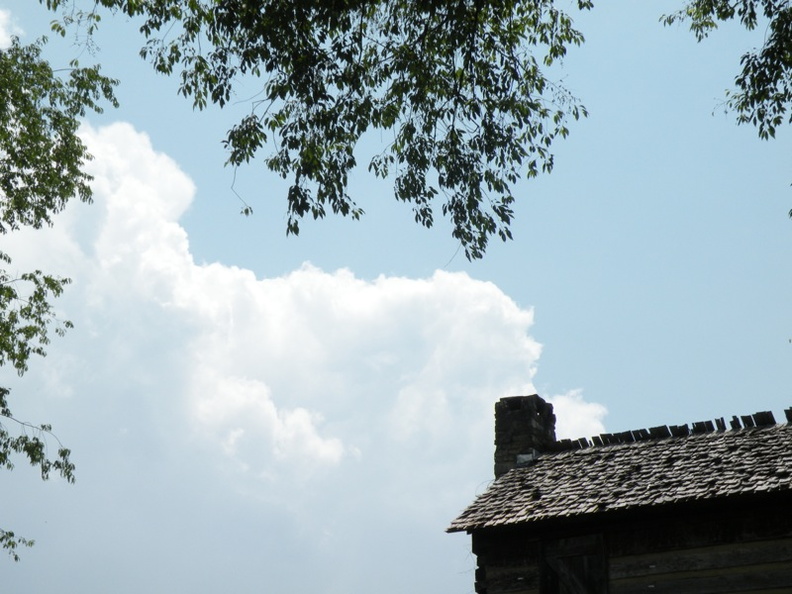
xmin=449 ymin=423 xmax=792 ymax=533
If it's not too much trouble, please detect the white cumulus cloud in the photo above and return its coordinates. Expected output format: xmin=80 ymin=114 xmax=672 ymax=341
xmin=4 ymin=121 xmax=607 ymax=481
xmin=549 ymin=389 xmax=608 ymax=439
xmin=0 ymin=9 xmax=22 ymax=49
xmin=1 ymin=120 xmax=610 ymax=594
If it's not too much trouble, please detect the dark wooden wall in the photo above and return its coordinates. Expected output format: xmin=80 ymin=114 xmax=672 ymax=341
xmin=470 ymin=497 xmax=792 ymax=594
xmin=608 ymin=500 xmax=792 ymax=593
xmin=472 ymin=529 xmax=542 ymax=594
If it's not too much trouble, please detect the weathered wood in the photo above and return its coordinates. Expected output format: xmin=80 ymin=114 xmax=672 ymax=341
xmin=610 ymin=538 xmax=792 ymax=579
xmin=541 ymin=534 xmax=608 ymax=594
xmin=546 ymin=555 xmax=590 ymax=593
xmin=669 ymin=424 xmax=689 ymax=437
xmin=473 ymin=531 xmax=542 ymax=594
xmin=692 ymin=420 xmax=715 ymax=434
xmin=480 ymin=563 xmax=541 ymax=592
xmin=544 ymin=534 xmax=603 ymax=558
xmin=615 ymin=431 xmax=634 ymax=443
xmin=608 ymin=504 xmax=792 ymax=556
xmin=482 ymin=588 xmax=537 ymax=594
xmin=649 ymin=425 xmax=671 ymax=439
xmin=753 ymin=411 xmax=776 ymax=426
xmin=473 ymin=531 xmax=542 ymax=559
xmin=610 ymin=561 xmax=792 ymax=594
xmin=466 ymin=399 xmax=792 ymax=594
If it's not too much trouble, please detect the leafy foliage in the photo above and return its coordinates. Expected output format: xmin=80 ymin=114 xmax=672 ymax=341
xmin=664 ymin=0 xmax=792 ymax=140
xmin=45 ymin=0 xmax=591 ymax=259
xmin=0 ymin=35 xmax=116 ymax=560
xmin=1 ymin=37 xmax=117 ymax=233
xmin=0 ymin=529 xmax=34 ymax=563
xmin=664 ymin=0 xmax=792 ymax=139
xmin=664 ymin=0 xmax=792 ymax=218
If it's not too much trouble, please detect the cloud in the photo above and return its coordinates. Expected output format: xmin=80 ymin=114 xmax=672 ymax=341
xmin=548 ymin=389 xmax=608 ymax=439
xmin=5 ymin=122 xmax=607 ymax=482
xmin=0 ymin=9 xmax=22 ymax=49
xmin=2 ymin=120 xmax=609 ymax=593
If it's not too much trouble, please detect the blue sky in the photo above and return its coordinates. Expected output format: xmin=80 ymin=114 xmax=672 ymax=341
xmin=2 ymin=2 xmax=791 ymax=592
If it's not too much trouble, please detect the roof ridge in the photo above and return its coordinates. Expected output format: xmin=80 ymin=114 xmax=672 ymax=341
xmin=550 ymin=406 xmax=792 ymax=454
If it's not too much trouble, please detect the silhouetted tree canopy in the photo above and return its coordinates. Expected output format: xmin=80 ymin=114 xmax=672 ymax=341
xmin=0 ymin=35 xmax=116 ymax=560
xmin=45 ymin=0 xmax=593 ymax=259
xmin=665 ymin=0 xmax=792 ymax=217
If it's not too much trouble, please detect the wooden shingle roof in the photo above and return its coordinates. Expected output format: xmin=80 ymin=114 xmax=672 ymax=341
xmin=448 ymin=421 xmax=792 ymax=533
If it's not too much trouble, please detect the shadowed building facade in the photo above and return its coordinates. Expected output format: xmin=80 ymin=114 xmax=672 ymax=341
xmin=449 ymin=395 xmax=792 ymax=594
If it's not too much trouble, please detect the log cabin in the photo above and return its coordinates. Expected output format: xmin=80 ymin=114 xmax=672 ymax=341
xmin=448 ymin=395 xmax=792 ymax=594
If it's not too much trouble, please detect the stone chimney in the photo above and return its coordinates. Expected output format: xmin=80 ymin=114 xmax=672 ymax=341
xmin=494 ymin=395 xmax=557 ymax=478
